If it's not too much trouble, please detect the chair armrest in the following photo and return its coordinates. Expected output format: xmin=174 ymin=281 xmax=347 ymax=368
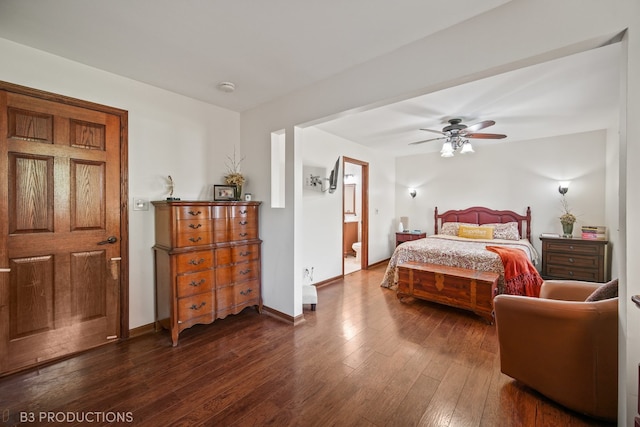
xmin=540 ymin=280 xmax=602 ymax=301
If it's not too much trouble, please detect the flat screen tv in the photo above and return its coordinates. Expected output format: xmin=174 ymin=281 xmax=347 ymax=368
xmin=328 ymin=157 xmax=340 ymax=193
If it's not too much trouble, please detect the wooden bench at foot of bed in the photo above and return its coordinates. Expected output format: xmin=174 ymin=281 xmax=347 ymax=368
xmin=397 ymin=261 xmax=500 ymax=323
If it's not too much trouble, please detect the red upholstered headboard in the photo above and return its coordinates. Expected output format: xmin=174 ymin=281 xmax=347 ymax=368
xmin=434 ymin=206 xmax=532 ymax=242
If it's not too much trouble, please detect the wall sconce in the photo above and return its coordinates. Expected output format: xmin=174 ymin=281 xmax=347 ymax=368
xmin=558 ymin=181 xmax=570 ymax=195
xmin=409 ymin=188 xmax=417 ymax=198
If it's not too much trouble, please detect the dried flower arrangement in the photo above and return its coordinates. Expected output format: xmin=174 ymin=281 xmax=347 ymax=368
xmin=224 ymin=149 xmax=246 ymax=187
xmin=559 ymin=196 xmax=576 ymax=225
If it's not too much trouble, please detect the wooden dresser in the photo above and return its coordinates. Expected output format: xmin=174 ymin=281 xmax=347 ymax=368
xmin=540 ymin=236 xmax=610 ymax=282
xmin=152 ymin=201 xmax=262 ymax=346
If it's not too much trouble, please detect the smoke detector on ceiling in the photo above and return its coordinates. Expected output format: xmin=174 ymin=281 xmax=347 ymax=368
xmin=217 ymin=81 xmax=236 ymax=93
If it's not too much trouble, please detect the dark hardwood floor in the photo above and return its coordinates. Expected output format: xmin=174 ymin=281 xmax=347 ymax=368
xmin=0 ymin=264 xmax=613 ymax=426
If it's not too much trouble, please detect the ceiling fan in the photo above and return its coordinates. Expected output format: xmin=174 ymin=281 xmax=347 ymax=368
xmin=410 ymin=118 xmax=506 ymax=157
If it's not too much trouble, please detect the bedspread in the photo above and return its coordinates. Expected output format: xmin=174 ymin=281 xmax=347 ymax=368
xmin=380 ymin=234 xmax=538 ymax=292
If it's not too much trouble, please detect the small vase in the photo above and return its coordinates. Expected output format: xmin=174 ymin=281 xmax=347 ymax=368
xmin=562 ymin=222 xmax=574 ymax=237
xmin=235 ymin=184 xmax=243 ymax=201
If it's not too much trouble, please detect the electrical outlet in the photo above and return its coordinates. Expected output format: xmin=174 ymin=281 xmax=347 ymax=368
xmin=133 ymin=197 xmax=149 ymax=211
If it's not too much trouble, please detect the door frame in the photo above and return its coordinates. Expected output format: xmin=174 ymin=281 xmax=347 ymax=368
xmin=342 ymin=156 xmax=369 ymax=271
xmin=0 ymin=80 xmax=130 ymax=339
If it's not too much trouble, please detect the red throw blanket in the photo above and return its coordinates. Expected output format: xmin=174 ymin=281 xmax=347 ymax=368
xmin=486 ymin=246 xmax=542 ymax=297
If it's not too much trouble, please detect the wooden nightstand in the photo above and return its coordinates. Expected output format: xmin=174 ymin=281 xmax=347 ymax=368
xmin=540 ymin=236 xmax=611 ymax=282
xmin=396 ymin=231 xmax=426 ymax=246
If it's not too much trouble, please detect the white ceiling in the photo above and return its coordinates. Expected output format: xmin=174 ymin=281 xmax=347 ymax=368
xmin=0 ymin=1 xmax=621 ymax=157
xmin=316 ymin=43 xmax=621 ymax=156
xmin=0 ymin=0 xmax=510 ymax=111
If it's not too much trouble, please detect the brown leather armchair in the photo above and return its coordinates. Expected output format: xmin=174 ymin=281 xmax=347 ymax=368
xmin=493 ymin=280 xmax=618 ymax=421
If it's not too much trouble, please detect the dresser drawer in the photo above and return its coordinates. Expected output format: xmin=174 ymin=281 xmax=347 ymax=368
xmin=175 ymin=250 xmax=214 ymax=273
xmin=174 ymin=205 xmax=212 ymax=220
xmin=215 ymin=244 xmax=259 ymax=266
xmin=176 ymin=232 xmax=212 ymax=247
xmin=177 ymin=292 xmax=214 ymax=323
xmin=175 ymin=220 xmax=214 ymax=247
xmin=216 ymin=260 xmax=260 ymax=287
xmin=231 ymin=244 xmax=259 ymax=263
xmin=216 ymin=280 xmax=260 ymax=310
xmin=228 ymin=223 xmax=258 ymax=241
xmin=229 ymin=205 xmax=258 ymax=219
xmin=176 ymin=270 xmax=214 ymax=298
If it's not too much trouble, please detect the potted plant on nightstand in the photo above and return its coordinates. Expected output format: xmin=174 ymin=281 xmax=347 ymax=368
xmin=560 ymin=197 xmax=576 ymax=237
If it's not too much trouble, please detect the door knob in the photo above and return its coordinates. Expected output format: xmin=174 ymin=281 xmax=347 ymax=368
xmin=98 ymin=236 xmax=118 ymax=245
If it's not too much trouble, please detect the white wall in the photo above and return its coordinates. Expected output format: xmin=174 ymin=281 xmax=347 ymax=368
xmin=0 ymin=38 xmax=241 ymax=330
xmin=301 ymin=127 xmax=395 ymax=287
xmin=395 ymin=131 xmax=608 ymax=258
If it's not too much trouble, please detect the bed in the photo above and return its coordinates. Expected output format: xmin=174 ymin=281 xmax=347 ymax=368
xmin=381 ymin=206 xmax=539 ymax=295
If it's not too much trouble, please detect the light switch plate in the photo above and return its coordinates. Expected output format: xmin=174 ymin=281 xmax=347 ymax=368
xmin=133 ymin=197 xmax=149 ymax=211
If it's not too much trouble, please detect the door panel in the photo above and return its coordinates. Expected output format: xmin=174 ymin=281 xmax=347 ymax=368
xmin=1 ymin=90 xmax=122 ymax=374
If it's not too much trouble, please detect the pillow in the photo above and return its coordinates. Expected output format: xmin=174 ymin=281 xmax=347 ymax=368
xmin=440 ymin=222 xmax=477 ymax=236
xmin=485 ymin=222 xmax=520 ymax=240
xmin=585 ymin=278 xmax=619 ymax=302
xmin=458 ymin=225 xmax=494 ymax=240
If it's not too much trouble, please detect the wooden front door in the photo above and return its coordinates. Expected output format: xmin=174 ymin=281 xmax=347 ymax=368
xmin=0 ymin=89 xmax=124 ymax=374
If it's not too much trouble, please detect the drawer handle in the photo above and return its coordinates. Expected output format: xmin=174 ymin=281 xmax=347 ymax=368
xmin=239 ymin=220 xmax=248 ymax=225
xmin=189 ymin=279 xmax=205 ymax=287
xmin=569 ymin=245 xmax=574 ymax=250
xmin=239 ymin=251 xmax=251 ymax=257
xmin=188 ymin=258 xmax=205 ymax=266
xmin=240 ymin=288 xmax=253 ymax=296
xmin=239 ymin=233 xmax=248 ymax=237
xmin=568 ymin=258 xmax=574 ymax=263
xmin=189 ymin=236 xmax=203 ymax=243
xmin=189 ymin=302 xmax=207 ymax=310
xmin=240 ymin=209 xmax=247 ymax=214
xmin=239 ymin=269 xmax=251 ymax=275
xmin=568 ymin=271 xmax=574 ymax=276
xmin=189 ymin=223 xmax=202 ymax=229
xmin=188 ymin=210 xmax=202 ymax=216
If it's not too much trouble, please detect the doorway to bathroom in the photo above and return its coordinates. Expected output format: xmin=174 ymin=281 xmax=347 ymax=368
xmin=342 ymin=157 xmax=368 ymax=275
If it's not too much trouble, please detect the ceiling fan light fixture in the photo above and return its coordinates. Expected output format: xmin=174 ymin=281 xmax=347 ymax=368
xmin=440 ymin=142 xmax=454 ymax=156
xmin=411 ymin=118 xmax=505 ymax=157
xmin=460 ymin=141 xmax=474 ymax=154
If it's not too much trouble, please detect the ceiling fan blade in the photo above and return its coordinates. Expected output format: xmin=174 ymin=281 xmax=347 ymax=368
xmin=409 ymin=136 xmax=446 ymax=145
xmin=419 ymin=128 xmax=445 ymax=135
xmin=465 ymin=132 xmax=507 ymax=139
xmin=463 ymin=120 xmax=495 ymax=133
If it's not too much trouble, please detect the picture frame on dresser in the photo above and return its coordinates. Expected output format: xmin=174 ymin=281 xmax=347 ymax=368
xmin=214 ymin=185 xmax=237 ymax=201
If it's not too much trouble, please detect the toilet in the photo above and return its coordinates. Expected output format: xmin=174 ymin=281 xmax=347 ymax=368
xmin=352 ymin=242 xmax=361 ymax=261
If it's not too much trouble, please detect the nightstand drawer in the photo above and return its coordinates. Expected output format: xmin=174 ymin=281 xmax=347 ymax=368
xmin=546 ymin=253 xmax=600 ymax=269
xmin=545 ymin=265 xmax=600 ymax=282
xmin=544 ymin=241 xmax=600 ymax=255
